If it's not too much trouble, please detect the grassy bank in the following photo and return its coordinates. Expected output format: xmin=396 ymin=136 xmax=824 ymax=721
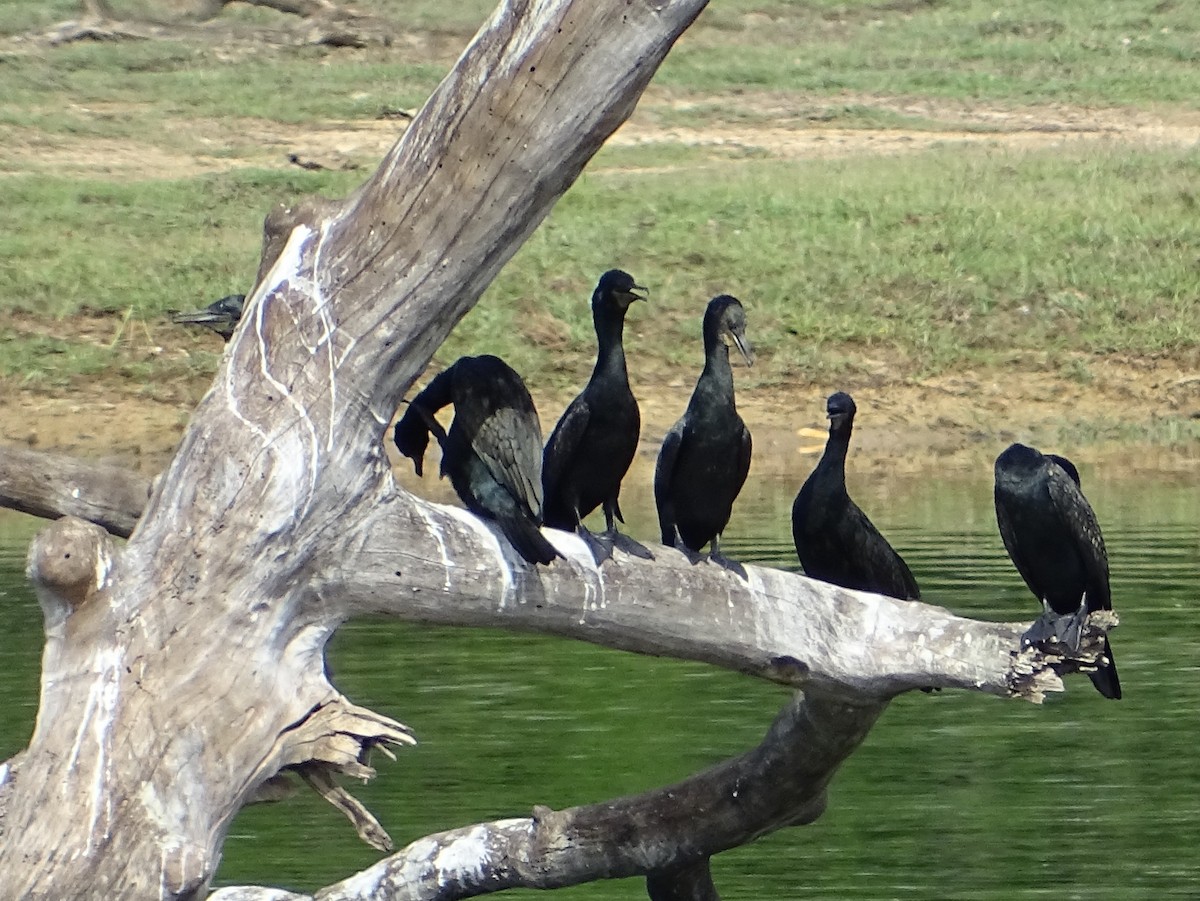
xmin=3 ymin=143 xmax=1198 ymax=392
xmin=0 ymin=0 xmax=1198 ymax=401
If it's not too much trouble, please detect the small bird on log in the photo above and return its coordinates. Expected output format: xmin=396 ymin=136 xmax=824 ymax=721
xmin=169 ymin=294 xmax=246 ymax=342
xmin=654 ymin=294 xmax=753 ymax=569
xmin=542 ymin=269 xmax=649 ymax=562
xmin=994 ymin=442 xmax=1121 ymax=700
xmin=791 ymin=391 xmax=921 ymax=601
xmin=394 ymin=355 xmax=560 ymax=566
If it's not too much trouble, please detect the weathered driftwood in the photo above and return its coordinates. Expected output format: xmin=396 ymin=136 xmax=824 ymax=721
xmin=0 ymin=0 xmax=1118 ymax=897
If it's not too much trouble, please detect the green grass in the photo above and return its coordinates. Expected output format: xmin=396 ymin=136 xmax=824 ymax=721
xmin=1 ymin=0 xmax=1199 ymax=396
xmin=445 ymin=142 xmax=1200 ymax=387
xmin=660 ymin=0 xmax=1200 ymax=105
xmin=2 ymin=142 xmax=1198 ymax=390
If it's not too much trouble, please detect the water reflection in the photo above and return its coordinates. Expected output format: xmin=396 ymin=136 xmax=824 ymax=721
xmin=0 ymin=452 xmax=1196 ymax=898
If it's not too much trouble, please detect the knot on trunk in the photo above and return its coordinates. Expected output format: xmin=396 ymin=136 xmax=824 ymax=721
xmin=26 ymin=516 xmax=115 ymax=626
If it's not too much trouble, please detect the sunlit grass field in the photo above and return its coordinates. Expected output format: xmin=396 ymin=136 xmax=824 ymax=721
xmin=1 ymin=0 xmax=1197 ymax=393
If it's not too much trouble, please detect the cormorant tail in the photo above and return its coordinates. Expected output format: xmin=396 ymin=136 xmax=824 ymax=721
xmin=499 ymin=513 xmax=561 ymax=566
xmin=1089 ymin=638 xmax=1121 ymax=700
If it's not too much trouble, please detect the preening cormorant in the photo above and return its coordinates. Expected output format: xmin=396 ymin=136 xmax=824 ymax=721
xmin=394 ymin=355 xmax=560 ymax=566
xmin=654 ymin=294 xmax=753 ymax=565
xmin=542 ymin=269 xmax=648 ymax=560
xmin=791 ymin=392 xmax=920 ymax=601
xmin=170 ymin=294 xmax=246 ymax=341
xmin=994 ymin=443 xmax=1121 ymax=700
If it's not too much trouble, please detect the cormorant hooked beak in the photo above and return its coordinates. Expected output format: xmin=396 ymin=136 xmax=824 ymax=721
xmin=624 ymin=282 xmax=649 ymax=305
xmin=730 ymin=330 xmax=754 ymax=367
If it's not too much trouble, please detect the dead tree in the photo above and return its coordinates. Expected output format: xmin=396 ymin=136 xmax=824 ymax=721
xmin=0 ymin=0 xmax=1114 ymax=898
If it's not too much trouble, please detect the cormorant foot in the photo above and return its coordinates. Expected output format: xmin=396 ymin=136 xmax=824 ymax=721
xmin=1021 ymin=605 xmax=1059 ymax=648
xmin=1022 ymin=598 xmax=1088 ymax=652
xmin=1056 ymin=598 xmax=1089 ymax=653
xmin=672 ymin=538 xmax=707 ymax=566
xmin=708 ymin=550 xmax=748 ymax=581
xmin=578 ymin=526 xmax=614 ymax=565
xmin=609 ymin=530 xmax=653 ymax=560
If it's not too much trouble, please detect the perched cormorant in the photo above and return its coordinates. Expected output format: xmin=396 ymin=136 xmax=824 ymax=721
xmin=542 ymin=269 xmax=648 ymax=560
xmin=394 ymin=355 xmax=560 ymax=566
xmin=654 ymin=295 xmax=753 ymax=565
xmin=170 ymin=294 xmax=246 ymax=341
xmin=994 ymin=443 xmax=1121 ymax=700
xmin=791 ymin=392 xmax=921 ymax=601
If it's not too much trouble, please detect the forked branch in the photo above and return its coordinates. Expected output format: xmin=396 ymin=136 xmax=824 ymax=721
xmin=213 ymin=692 xmax=882 ymax=901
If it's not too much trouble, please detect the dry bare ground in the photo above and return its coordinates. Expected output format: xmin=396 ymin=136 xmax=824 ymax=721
xmin=2 ymin=83 xmax=1199 ymax=475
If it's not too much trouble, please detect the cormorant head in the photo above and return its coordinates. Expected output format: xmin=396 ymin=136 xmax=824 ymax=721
xmin=995 ymin=442 xmax=1039 ymax=472
xmin=393 ymin=405 xmax=432 ymax=477
xmin=593 ymin=269 xmax=647 ymax=313
xmin=704 ymin=294 xmax=754 ymax=366
xmin=169 ymin=293 xmax=247 ymax=342
xmin=826 ymin=391 xmax=857 ymax=433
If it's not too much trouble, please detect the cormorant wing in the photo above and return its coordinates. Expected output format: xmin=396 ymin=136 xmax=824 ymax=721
xmin=542 ymin=397 xmax=590 ymax=498
xmin=653 ymin=419 xmax=685 ymax=544
xmin=993 ymin=487 xmax=1045 ymax=605
xmin=735 ymin=421 xmax=753 ymax=496
xmin=1046 ymin=465 xmax=1111 ymax=611
xmin=440 ymin=357 xmax=545 ymax=516
xmin=470 ymin=406 xmax=544 ymax=516
xmin=847 ymin=502 xmax=921 ymax=601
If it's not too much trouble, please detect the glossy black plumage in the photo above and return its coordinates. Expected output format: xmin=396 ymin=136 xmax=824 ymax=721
xmin=170 ymin=294 xmax=246 ymax=341
xmin=542 ymin=270 xmax=646 ymax=551
xmin=394 ymin=355 xmax=560 ymax=566
xmin=994 ymin=443 xmax=1120 ymax=699
xmin=655 ymin=295 xmax=753 ymax=560
xmin=791 ymin=392 xmax=920 ymax=601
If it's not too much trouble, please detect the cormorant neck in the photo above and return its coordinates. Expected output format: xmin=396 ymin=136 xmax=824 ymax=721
xmin=817 ymin=423 xmax=852 ymax=481
xmin=698 ymin=339 xmax=735 ymax=403
xmin=592 ymin=304 xmax=630 ymax=381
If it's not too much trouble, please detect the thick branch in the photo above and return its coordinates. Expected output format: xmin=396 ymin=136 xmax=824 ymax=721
xmin=334 ymin=488 xmax=1108 ymax=702
xmin=0 ymin=446 xmax=1109 ymax=700
xmin=0 ymin=446 xmax=147 ymax=538
xmin=215 ymin=692 xmax=881 ymax=901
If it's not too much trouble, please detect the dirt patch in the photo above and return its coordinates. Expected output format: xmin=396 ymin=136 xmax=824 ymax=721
xmin=3 ymin=343 xmax=1198 ymax=482
xmin=4 ymin=91 xmax=1200 ymax=180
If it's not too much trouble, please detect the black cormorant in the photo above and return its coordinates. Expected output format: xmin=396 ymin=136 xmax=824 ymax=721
xmin=994 ymin=443 xmax=1121 ymax=700
xmin=170 ymin=294 xmax=246 ymax=341
xmin=791 ymin=391 xmax=920 ymax=601
xmin=654 ymin=294 xmax=753 ymax=566
xmin=542 ymin=269 xmax=648 ymax=560
xmin=394 ymin=355 xmax=560 ymax=566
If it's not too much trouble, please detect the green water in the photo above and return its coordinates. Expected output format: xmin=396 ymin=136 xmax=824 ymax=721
xmin=1 ymin=453 xmax=1197 ymax=898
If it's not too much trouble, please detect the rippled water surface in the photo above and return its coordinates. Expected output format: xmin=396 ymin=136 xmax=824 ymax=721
xmin=1 ymin=452 xmax=1197 ymax=898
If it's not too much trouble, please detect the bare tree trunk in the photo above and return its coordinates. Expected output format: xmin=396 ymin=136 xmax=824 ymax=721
xmin=0 ymin=0 xmax=1117 ymax=897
